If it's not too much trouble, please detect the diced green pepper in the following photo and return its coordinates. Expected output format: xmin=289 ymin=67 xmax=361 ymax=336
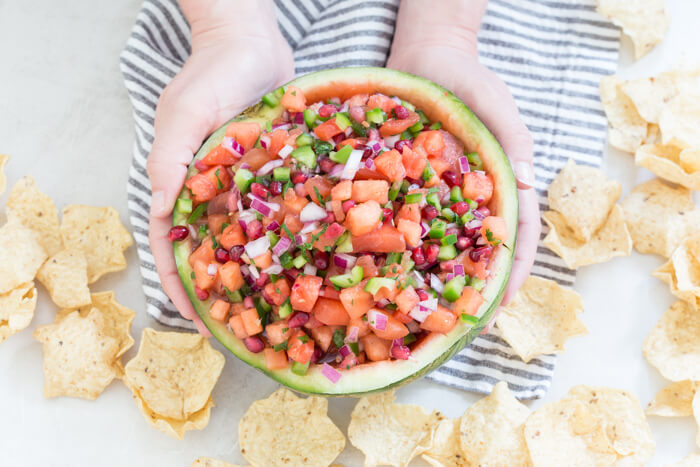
xmin=366 ymin=107 xmax=386 ymax=125
xmin=466 ymin=151 xmax=484 ymax=171
xmin=404 ymin=192 xmax=423 ymax=204
xmin=438 ymin=244 xmax=458 ymax=261
xmin=266 ymin=231 xmax=279 ymax=247
xmin=225 ymin=288 xmax=243 ymax=303
xmin=335 ymin=231 xmax=353 ymax=253
xmin=466 ymin=198 xmax=478 ymax=210
xmin=292 ymin=255 xmax=307 ymax=269
xmin=313 ymin=140 xmax=333 ymax=156
xmin=470 ymin=277 xmax=486 ymax=292
xmin=460 ymin=210 xmax=475 ymax=224
xmin=295 ymin=133 xmax=313 ymax=147
xmin=279 ymin=251 xmax=294 ymax=269
xmin=175 ymin=197 xmax=193 ymax=214
xmin=291 ymin=360 xmax=310 ymax=375
xmin=388 ymin=181 xmax=401 ymax=201
xmin=400 ymin=130 xmax=412 ymax=141
xmin=409 ymin=121 xmax=424 ymax=135
xmin=303 ymin=108 xmax=317 ymax=128
xmin=450 ymin=186 xmax=464 ymax=203
xmin=443 ymin=276 xmax=466 ymax=302
xmin=386 ymin=252 xmax=402 ymax=265
xmin=426 ymin=192 xmax=441 ymax=209
xmin=330 ymin=144 xmax=353 ymax=164
xmin=234 ymin=168 xmax=255 ymax=193
xmin=441 ymin=234 xmax=457 ymax=246
xmin=329 ymin=265 xmax=364 ymax=288
xmin=429 ymin=219 xmax=447 ymax=239
xmin=278 ymin=298 xmax=293 ymax=318
xmin=262 ymin=91 xmax=280 ymax=107
xmin=441 ymin=208 xmax=456 ymax=222
xmin=400 ymin=99 xmax=416 ymax=111
xmin=254 ymin=297 xmax=271 ymax=328
xmin=273 ymin=167 xmax=291 ymax=182
xmin=187 ymin=202 xmax=208 ymax=224
xmin=400 ymin=180 xmax=411 ymax=194
xmin=364 ymin=277 xmax=396 ymax=295
xmin=350 ymin=120 xmax=367 ymax=137
xmin=422 ymin=163 xmax=435 ymax=182
xmin=334 ymin=112 xmax=352 ymax=131
xmin=429 ymin=122 xmax=442 ymax=130
xmin=290 ymin=145 xmax=317 ymax=169
xmin=416 ymin=110 xmax=430 ymax=125
xmin=460 ymin=313 xmax=479 ymax=325
xmin=403 ymin=333 xmax=417 ymax=345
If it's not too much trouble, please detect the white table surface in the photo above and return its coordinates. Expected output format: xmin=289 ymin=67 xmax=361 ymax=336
xmin=1 ymin=1 xmax=699 ymax=465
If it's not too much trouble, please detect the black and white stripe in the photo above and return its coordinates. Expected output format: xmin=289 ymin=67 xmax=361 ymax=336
xmin=120 ymin=0 xmax=619 ymax=400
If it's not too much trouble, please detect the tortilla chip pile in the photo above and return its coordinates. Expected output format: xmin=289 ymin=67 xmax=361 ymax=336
xmin=596 ymin=0 xmax=670 ymax=60
xmin=601 ymin=67 xmax=700 ymax=190
xmin=197 ymin=381 xmax=656 ymax=466
xmin=543 ymin=159 xmax=632 ymax=269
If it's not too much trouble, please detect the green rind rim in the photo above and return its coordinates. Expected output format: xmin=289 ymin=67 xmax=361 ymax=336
xmin=173 ymin=67 xmax=517 ymax=396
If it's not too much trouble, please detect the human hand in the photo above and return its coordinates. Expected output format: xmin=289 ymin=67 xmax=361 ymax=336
xmin=387 ymin=0 xmax=539 ymax=307
xmin=147 ymin=0 xmax=295 ymax=334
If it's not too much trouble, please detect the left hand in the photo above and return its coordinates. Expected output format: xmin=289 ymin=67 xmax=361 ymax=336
xmin=387 ymin=27 xmax=540 ymax=306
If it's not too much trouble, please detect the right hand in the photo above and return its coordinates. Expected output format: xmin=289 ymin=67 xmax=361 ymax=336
xmin=147 ymin=0 xmax=295 ymax=334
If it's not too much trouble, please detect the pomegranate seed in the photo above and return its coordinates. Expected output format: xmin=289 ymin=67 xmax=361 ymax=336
xmin=394 ymin=139 xmax=412 ymax=152
xmin=470 ymin=246 xmax=493 ymax=262
xmin=452 ymin=201 xmax=469 ymax=216
xmin=195 ymin=286 xmax=209 ymax=301
xmin=285 ymin=268 xmax=300 ymax=281
xmin=362 ymin=147 xmax=374 ymax=158
xmin=168 ymin=226 xmax=189 ymax=242
xmin=319 ymin=157 xmax=335 ymax=173
xmin=229 ymin=245 xmax=245 ymax=262
xmin=288 ymin=311 xmax=310 ymax=328
xmin=382 ymin=208 xmax=394 ymax=221
xmin=425 ymin=244 xmax=440 ymax=263
xmin=318 ymin=104 xmax=338 ymax=118
xmin=391 ymin=344 xmax=411 ymax=360
xmin=255 ymin=272 xmax=269 ymax=288
xmin=244 ymin=296 xmax=254 ymax=309
xmin=477 ymin=206 xmax=491 ymax=217
xmin=464 ymin=226 xmax=480 ymax=238
xmin=243 ymin=336 xmax=265 ymax=353
xmin=269 ymin=181 xmax=283 ymax=196
xmin=406 ymin=176 xmax=424 ymax=187
xmin=250 ymin=182 xmax=269 ymax=199
xmin=246 ymin=220 xmax=263 ymax=240
xmin=333 ymin=133 xmax=345 ymax=145
xmin=441 ymin=170 xmax=459 ymax=187
xmin=416 ymin=289 xmax=429 ymax=301
xmin=342 ymin=200 xmax=356 ymax=213
xmin=291 ymin=172 xmax=308 ymax=184
xmin=214 ymin=247 xmax=230 ymax=263
xmin=314 ymin=251 xmax=329 ymax=270
xmin=456 ymin=236 xmax=471 ymax=250
xmin=393 ymin=105 xmax=410 ymax=119
xmin=412 ymin=247 xmax=425 ymax=265
xmin=422 ymin=205 xmax=438 ymax=221
xmin=324 ymin=212 xmax=336 ymax=224
xmin=446 ymin=227 xmax=459 ymax=237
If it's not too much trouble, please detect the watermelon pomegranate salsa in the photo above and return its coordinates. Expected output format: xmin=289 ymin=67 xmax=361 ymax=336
xmin=172 ymin=67 xmax=517 ymax=396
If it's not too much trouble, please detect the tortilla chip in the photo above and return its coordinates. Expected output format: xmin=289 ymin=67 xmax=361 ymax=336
xmin=239 ymin=388 xmax=345 ymax=467
xmin=694 ymin=392 xmax=700 ymax=448
xmin=600 ymin=75 xmax=648 ymax=152
xmin=0 ymin=154 xmax=8 ymax=194
xmin=645 ymin=123 xmax=662 ymax=144
xmin=36 ymin=248 xmax=91 ymax=308
xmin=421 ymin=418 xmax=467 ymax=467
xmin=596 ymin=0 xmax=670 ymax=59
xmin=636 ymin=143 xmax=700 ymax=190
xmin=620 ymin=178 xmax=700 ymax=257
xmin=543 ymin=206 xmax=631 ymax=269
xmin=191 ymin=459 xmax=242 ymax=467
xmin=660 ymin=93 xmax=700 ymax=150
xmin=547 ymin=159 xmax=622 ymax=242
xmin=0 ymin=220 xmax=47 ymax=294
xmin=680 ymin=148 xmax=700 ymax=173
xmin=646 ymin=380 xmax=699 ymax=417
xmin=33 ymin=309 xmax=120 ymax=399
xmin=669 ymin=453 xmax=700 ymax=467
xmin=6 ymin=175 xmax=62 ymax=256
xmin=0 ymin=282 xmax=37 ymax=343
xmin=132 ymin=393 xmax=214 ymax=440
xmin=124 ymin=329 xmax=224 ymax=421
xmin=496 ymin=276 xmax=587 ymax=362
xmin=525 ymin=385 xmax=654 ymax=466
xmin=620 ymin=68 xmax=700 ymax=123
xmin=643 ymin=301 xmax=700 ymax=381
xmin=56 ymin=291 xmax=136 ymax=368
xmin=653 ymin=234 xmax=700 ymax=309
xmin=60 ymin=205 xmax=133 ymax=283
xmin=458 ymin=381 xmax=531 ymax=466
xmin=349 ymin=390 xmax=440 ymax=467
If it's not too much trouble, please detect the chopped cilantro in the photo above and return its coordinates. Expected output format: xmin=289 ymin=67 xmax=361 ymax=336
xmin=282 ymin=223 xmax=295 ymax=243
xmin=273 ymin=341 xmax=288 ymax=351
xmin=485 ymin=229 xmax=502 ymax=245
xmin=298 ymin=335 xmax=310 ymax=344
xmin=215 ymin=169 xmax=224 ymax=189
xmin=332 ymin=329 xmax=345 ymax=349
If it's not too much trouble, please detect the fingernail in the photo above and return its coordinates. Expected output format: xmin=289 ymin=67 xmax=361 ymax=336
xmin=514 ymin=161 xmax=535 ymax=188
xmin=151 ymin=190 xmax=166 ymax=216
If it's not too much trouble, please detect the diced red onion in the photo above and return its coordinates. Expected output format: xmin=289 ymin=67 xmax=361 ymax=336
xmin=349 ymin=105 xmax=365 ymax=123
xmin=194 ymin=159 xmax=208 ymax=171
xmin=240 ymin=163 xmax=252 ymax=170
xmin=391 ymin=96 xmax=403 ymax=105
xmin=257 ymin=159 xmax=284 ymax=176
xmin=245 ymin=235 xmax=270 ymax=259
xmin=420 ymin=296 xmax=438 ymax=311
xmin=368 ymin=309 xmax=387 ymax=331
xmin=273 ymin=236 xmax=292 ymax=256
xmin=476 ymin=236 xmax=487 ymax=246
xmin=409 ymin=306 xmax=431 ymax=323
xmin=249 ymin=264 xmax=260 ymax=280
xmin=278 ymin=144 xmax=294 ymax=159
xmin=339 ymin=103 xmax=349 ymax=113
xmin=390 ymin=341 xmax=411 ymax=360
xmin=266 ymin=221 xmax=280 ymax=232
xmin=272 ymin=122 xmax=291 ymax=131
xmin=466 ymin=219 xmax=483 ymax=230
xmin=384 ymin=134 xmax=400 ymax=149
xmin=344 ymin=126 xmax=353 ymax=137
xmin=445 ymin=273 xmax=454 ymax=282
xmin=207 ymin=264 xmax=217 ymax=276
xmin=339 ymin=345 xmax=352 ymax=358
xmin=263 ymin=264 xmax=284 ymax=275
xmin=411 ymin=270 xmax=425 ymax=288
xmin=292 ymin=112 xmax=304 ymax=125
xmin=453 ymin=264 xmax=465 ymax=276
xmin=300 ymin=203 xmax=328 ymax=222
xmin=250 ymin=199 xmax=271 ymax=217
xmin=329 ymin=163 xmax=345 ymax=178
xmin=303 ymin=264 xmax=317 ymax=276
xmin=458 ymin=156 xmax=471 ymax=173
xmin=259 ymin=135 xmax=270 ymax=150
xmin=407 ymin=320 xmax=421 ymax=334
xmin=368 ymin=141 xmax=382 ymax=155
xmin=240 ymin=264 xmax=250 ymax=277
xmin=473 ymin=209 xmax=486 ymax=221
xmin=300 ymin=221 xmax=319 ymax=234
xmin=333 ymin=253 xmax=356 ymax=269
xmin=187 ymin=224 xmax=199 ymax=239
xmin=377 ymin=298 xmax=390 ymax=308
xmin=248 ymin=193 xmax=280 ymax=211
xmin=294 ymin=234 xmax=305 ymax=245
xmin=222 ymin=137 xmax=244 ymax=157
xmin=364 ymin=158 xmax=376 ymax=170
xmin=368 ymin=128 xmax=380 ymax=141
xmin=430 ymin=274 xmax=444 ymax=294
xmin=321 ymin=363 xmax=342 ymax=384
xmin=408 ymin=183 xmax=420 ymax=192
xmin=340 ymin=149 xmax=363 ymax=180
xmin=420 ymin=222 xmax=429 ymax=238
xmin=345 ymin=326 xmax=359 ymax=343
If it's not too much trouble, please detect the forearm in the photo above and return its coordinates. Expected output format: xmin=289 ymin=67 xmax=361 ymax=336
xmin=389 ymin=0 xmax=487 ymax=57
xmin=179 ymin=0 xmax=281 ymax=49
